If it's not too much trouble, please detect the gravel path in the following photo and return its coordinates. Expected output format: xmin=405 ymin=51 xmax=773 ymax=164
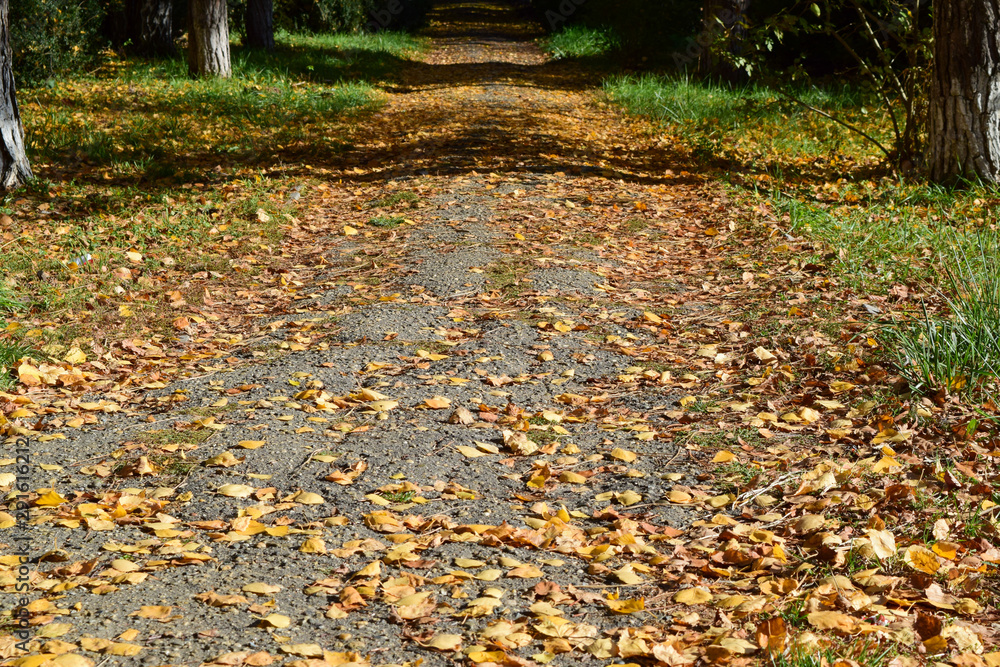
xmin=3 ymin=3 xmax=740 ymax=666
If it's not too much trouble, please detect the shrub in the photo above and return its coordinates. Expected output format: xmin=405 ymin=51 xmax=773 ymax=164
xmin=11 ymin=0 xmax=108 ymax=86
xmin=272 ymin=0 xmax=431 ymax=34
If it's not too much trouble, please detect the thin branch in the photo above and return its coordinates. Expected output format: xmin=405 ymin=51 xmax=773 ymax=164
xmin=851 ymin=0 xmax=908 ymax=104
xmin=774 ymin=88 xmax=893 ymax=159
xmin=826 ymin=29 xmax=903 ymax=145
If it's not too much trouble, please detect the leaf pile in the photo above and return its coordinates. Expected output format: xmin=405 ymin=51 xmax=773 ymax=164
xmin=3 ymin=2 xmax=1000 ymax=667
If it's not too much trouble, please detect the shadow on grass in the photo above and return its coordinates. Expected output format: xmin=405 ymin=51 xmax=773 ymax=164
xmin=19 ymin=0 xmax=792 ymax=200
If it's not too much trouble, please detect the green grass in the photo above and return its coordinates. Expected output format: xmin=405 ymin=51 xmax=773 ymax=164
xmin=367 ymin=191 xmax=419 ymax=209
xmin=378 ymin=490 xmax=416 ymax=503
xmin=0 ymin=285 xmax=24 ymax=314
xmin=2 ymin=27 xmax=428 ymax=353
xmin=769 ymin=640 xmax=894 ymax=667
xmin=485 ymin=259 xmax=530 ymax=298
xmin=0 ymin=285 xmax=31 ymax=389
xmin=883 ymin=232 xmax=1000 ymax=399
xmin=136 ymin=428 xmax=212 ymax=446
xmin=714 ymin=461 xmax=760 ymax=492
xmin=0 ymin=340 xmax=34 ymax=390
xmin=368 ymin=215 xmax=406 ymax=228
xmin=605 ymin=73 xmax=1000 ymax=405
xmin=545 ymin=26 xmax=619 ymax=60
xmin=23 ymin=30 xmax=425 ymax=172
xmin=604 ymin=74 xmax=877 ymax=163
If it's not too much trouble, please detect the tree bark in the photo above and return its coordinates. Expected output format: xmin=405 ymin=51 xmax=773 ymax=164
xmin=188 ymin=0 xmax=231 ymax=78
xmin=0 ymin=0 xmax=31 ymax=191
xmin=127 ymin=0 xmax=175 ymax=56
xmin=245 ymin=0 xmax=274 ymax=51
xmin=928 ymin=0 xmax=1000 ymax=183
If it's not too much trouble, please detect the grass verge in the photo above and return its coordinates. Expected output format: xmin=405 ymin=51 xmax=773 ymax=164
xmin=605 ymin=73 xmax=1000 ymax=402
xmin=883 ymin=232 xmax=1000 ymax=399
xmin=543 ymin=26 xmax=619 ymax=60
xmin=2 ymin=30 xmax=422 ymax=359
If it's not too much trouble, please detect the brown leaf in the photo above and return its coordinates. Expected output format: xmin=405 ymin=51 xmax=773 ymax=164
xmin=914 ymin=612 xmax=942 ymax=641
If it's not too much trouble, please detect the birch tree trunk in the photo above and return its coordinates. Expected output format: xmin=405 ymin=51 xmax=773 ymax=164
xmin=188 ymin=0 xmax=231 ymax=78
xmin=928 ymin=0 xmax=1000 ymax=183
xmin=0 ymin=0 xmax=31 ymax=191
xmin=245 ymin=0 xmax=274 ymax=51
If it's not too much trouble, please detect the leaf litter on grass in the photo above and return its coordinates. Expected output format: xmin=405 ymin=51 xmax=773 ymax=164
xmin=3 ymin=2 xmax=1000 ymax=667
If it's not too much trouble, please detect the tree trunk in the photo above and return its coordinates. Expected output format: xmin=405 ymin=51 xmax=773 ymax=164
xmin=0 ymin=0 xmax=31 ymax=191
xmin=928 ymin=0 xmax=1000 ymax=183
xmin=127 ymin=0 xmax=175 ymax=56
xmin=699 ymin=0 xmax=751 ymax=81
xmin=245 ymin=0 xmax=274 ymax=51
xmin=188 ymin=0 xmax=231 ymax=78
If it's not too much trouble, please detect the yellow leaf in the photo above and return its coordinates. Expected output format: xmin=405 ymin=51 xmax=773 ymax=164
xmin=36 ymin=623 xmax=73 ymax=637
xmin=866 ymin=529 xmax=896 ymax=559
xmin=51 ymin=655 xmax=95 ymax=667
xmin=616 ymin=490 xmax=642 ymax=506
xmin=829 ymin=381 xmax=856 ymax=394
xmin=753 ymin=347 xmax=776 ymax=362
xmin=203 ymin=451 xmax=241 ymax=467
xmin=280 ymin=644 xmax=324 ymax=658
xmin=425 ymin=634 xmax=463 ymax=651
xmin=711 ymin=451 xmax=736 ymax=463
xmin=260 ymin=614 xmax=291 ymax=628
xmin=611 ymin=564 xmax=643 ymax=585
xmin=343 ymin=226 xmax=358 ymax=236
xmin=606 ymin=598 xmax=645 ymax=614
xmin=904 ymin=544 xmax=941 ymax=574
xmin=469 ymin=651 xmax=507 ymax=663
xmin=35 ymin=489 xmax=68 ymax=506
xmin=238 ymin=440 xmax=266 ymax=449
xmin=507 ymin=565 xmax=544 ymax=579
xmin=674 ymin=587 xmax=712 ymax=605
xmin=668 ymin=489 xmax=692 ymax=503
xmin=354 ymin=561 xmax=382 ymax=578
xmin=106 ymin=643 xmax=143 ymax=657
xmin=217 ymin=484 xmax=254 ymax=498
xmin=295 ymin=491 xmax=325 ymax=505
xmin=243 ymin=582 xmax=282 ymax=596
xmin=17 ymin=361 xmax=42 ymax=386
xmin=932 ymin=541 xmax=958 ymax=560
xmin=807 ymin=610 xmax=858 ymax=633
xmin=708 ymin=494 xmax=733 ymax=508
xmin=12 ymin=656 xmax=59 ymax=667
xmin=299 ymin=537 xmax=327 ymax=554
xmin=422 ymin=396 xmax=452 ymax=409
xmin=872 ymin=455 xmax=902 ymax=473
xmin=457 ymin=445 xmax=488 ymax=458
xmin=131 ymin=605 xmax=173 ymax=620
xmin=610 ymin=447 xmax=637 ymax=463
